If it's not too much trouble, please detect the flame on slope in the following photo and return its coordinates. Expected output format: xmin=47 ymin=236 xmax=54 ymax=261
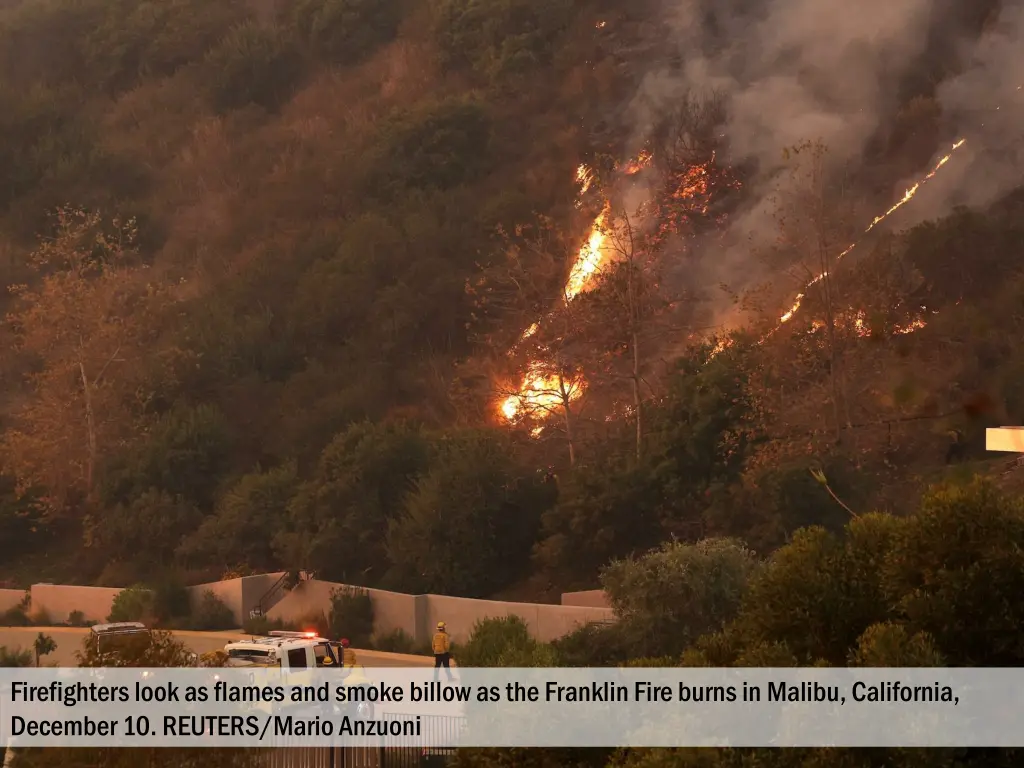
xmin=622 ymin=150 xmax=653 ymax=176
xmin=576 ymin=164 xmax=594 ymax=196
xmin=773 ymin=139 xmax=967 ymax=330
xmin=565 ymin=205 xmax=610 ymax=301
xmin=500 ymin=205 xmax=608 ymax=421
xmin=501 ymin=154 xmax=649 ymax=423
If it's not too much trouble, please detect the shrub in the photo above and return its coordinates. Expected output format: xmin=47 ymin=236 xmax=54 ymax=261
xmin=601 ymin=538 xmax=761 ymax=659
xmin=151 ymin=574 xmax=192 ymax=625
xmin=328 ymin=586 xmax=373 ymax=645
xmin=0 ymin=646 xmax=32 ymax=667
xmin=243 ymin=615 xmax=292 ymax=635
xmin=372 ymin=628 xmax=419 ymax=654
xmin=189 ymin=591 xmax=237 ymax=631
xmin=1 ymin=592 xmax=31 ymax=626
xmin=621 ymin=657 xmax=678 ymax=668
xmin=204 ymin=21 xmax=305 ymax=113
xmin=107 ymin=585 xmax=155 ymax=623
xmin=290 ymin=0 xmax=404 ymax=66
xmin=457 ymin=615 xmax=537 ymax=667
xmin=433 ymin=0 xmax=573 ymax=82
xmin=67 ymin=610 xmax=90 ymax=627
xmin=551 ymin=622 xmax=631 ymax=667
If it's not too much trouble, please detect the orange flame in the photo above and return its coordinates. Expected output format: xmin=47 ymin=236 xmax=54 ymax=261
xmin=622 ymin=150 xmax=653 ymax=176
xmin=773 ymin=139 xmax=967 ymax=331
xmin=501 ymin=151 xmax=656 ymax=423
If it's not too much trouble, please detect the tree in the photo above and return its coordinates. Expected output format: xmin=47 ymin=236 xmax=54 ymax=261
xmin=385 ymin=429 xmax=556 ymax=596
xmin=179 ymin=461 xmax=298 ymax=573
xmin=32 ymin=632 xmax=56 ymax=667
xmin=769 ymin=141 xmax=859 ymax=442
xmin=601 ymin=538 xmax=761 ymax=659
xmin=10 ymin=631 xmax=262 ymax=768
xmin=2 ymin=207 xmax=170 ymax=514
xmin=89 ymin=490 xmax=203 ymax=573
xmin=576 ymin=208 xmax=670 ymax=461
xmin=464 ymin=214 xmax=591 ymax=464
xmin=274 ymin=420 xmax=430 ymax=584
xmin=533 ymin=458 xmax=667 ymax=589
xmin=881 ymin=479 xmax=1024 ymax=665
xmin=99 ymin=402 xmax=234 ymax=510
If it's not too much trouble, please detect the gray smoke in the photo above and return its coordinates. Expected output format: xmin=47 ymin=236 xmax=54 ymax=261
xmin=626 ymin=0 xmax=1024 ymax=331
xmin=900 ymin=1 xmax=1024 ymax=225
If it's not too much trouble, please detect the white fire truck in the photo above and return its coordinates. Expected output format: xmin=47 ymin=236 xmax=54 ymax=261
xmin=216 ymin=630 xmax=376 ymax=718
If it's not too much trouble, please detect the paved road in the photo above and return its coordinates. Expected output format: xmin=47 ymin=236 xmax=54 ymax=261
xmin=0 ymin=627 xmax=436 ymax=668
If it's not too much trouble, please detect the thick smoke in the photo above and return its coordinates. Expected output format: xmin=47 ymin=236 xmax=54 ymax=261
xmin=901 ymin=1 xmax=1024 ymax=224
xmin=626 ymin=0 xmax=1024 ymax=330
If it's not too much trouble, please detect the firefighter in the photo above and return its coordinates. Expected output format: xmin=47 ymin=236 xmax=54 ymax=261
xmin=339 ymin=638 xmax=357 ymax=667
xmin=432 ymin=621 xmax=454 ymax=681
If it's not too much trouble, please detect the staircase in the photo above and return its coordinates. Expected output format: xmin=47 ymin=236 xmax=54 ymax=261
xmin=250 ymin=571 xmax=316 ymax=620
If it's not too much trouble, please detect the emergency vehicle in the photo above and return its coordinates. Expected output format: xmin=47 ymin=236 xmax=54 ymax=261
xmin=218 ymin=630 xmax=376 ymax=719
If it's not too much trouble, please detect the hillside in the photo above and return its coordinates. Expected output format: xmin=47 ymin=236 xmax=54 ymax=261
xmin=0 ymin=0 xmax=1022 ymax=601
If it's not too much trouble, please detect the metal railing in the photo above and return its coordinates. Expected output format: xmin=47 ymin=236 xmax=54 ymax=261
xmin=260 ymin=713 xmax=464 ymax=768
xmin=253 ymin=571 xmax=317 ymax=619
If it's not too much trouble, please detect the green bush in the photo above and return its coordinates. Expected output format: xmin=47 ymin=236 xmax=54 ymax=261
xmin=0 ymin=646 xmax=32 ymax=667
xmin=372 ymin=100 xmax=493 ymax=196
xmin=203 ymin=21 xmax=305 ymax=113
xmin=372 ymin=628 xmax=424 ymax=654
xmin=189 ymin=591 xmax=237 ymax=631
xmin=107 ymin=585 xmax=155 ymax=623
xmin=457 ymin=615 xmax=538 ymax=667
xmin=432 ymin=0 xmax=573 ymax=82
xmin=0 ymin=592 xmax=31 ymax=626
xmin=328 ymin=586 xmax=374 ymax=645
xmin=67 ymin=610 xmax=90 ymax=627
xmin=290 ymin=0 xmax=404 ymax=65
xmin=151 ymin=574 xmax=192 ymax=625
xmin=551 ymin=622 xmax=630 ymax=667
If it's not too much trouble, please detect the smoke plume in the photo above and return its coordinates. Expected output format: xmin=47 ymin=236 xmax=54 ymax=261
xmin=627 ymin=0 xmax=1024 ymax=329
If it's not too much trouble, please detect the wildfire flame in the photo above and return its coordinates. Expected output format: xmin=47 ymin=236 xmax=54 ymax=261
xmin=564 ymin=205 xmax=610 ymax=301
xmin=576 ymin=164 xmax=594 ymax=196
xmin=500 ymin=154 xmax=651 ymax=423
xmin=773 ymin=139 xmax=967 ymax=331
xmin=622 ymin=150 xmax=653 ymax=176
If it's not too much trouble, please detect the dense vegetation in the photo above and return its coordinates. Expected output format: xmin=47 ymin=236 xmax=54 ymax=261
xmin=443 ymin=478 xmax=1024 ymax=768
xmin=0 ymin=0 xmax=1020 ymax=628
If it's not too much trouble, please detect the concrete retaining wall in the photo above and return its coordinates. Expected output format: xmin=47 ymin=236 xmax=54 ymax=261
xmin=0 ymin=589 xmax=26 ymax=615
xmin=422 ymin=593 xmax=614 ymax=644
xmin=9 ymin=574 xmax=617 ymax=643
xmin=560 ymin=589 xmax=611 ymax=609
xmin=189 ymin=572 xmax=286 ymax=625
xmin=269 ymin=580 xmax=615 ymax=644
xmin=267 ymin=581 xmax=422 ymax=638
xmin=29 ymin=584 xmax=122 ymax=624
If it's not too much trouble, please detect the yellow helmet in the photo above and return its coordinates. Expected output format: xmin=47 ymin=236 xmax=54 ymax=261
xmin=437 ymin=621 xmax=446 ymax=630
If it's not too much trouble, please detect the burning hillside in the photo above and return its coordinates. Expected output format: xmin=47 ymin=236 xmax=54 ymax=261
xmin=497 ymin=146 xmax=733 ymax=426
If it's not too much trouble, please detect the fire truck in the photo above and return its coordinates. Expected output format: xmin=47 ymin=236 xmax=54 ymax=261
xmin=216 ymin=630 xmax=377 ymax=719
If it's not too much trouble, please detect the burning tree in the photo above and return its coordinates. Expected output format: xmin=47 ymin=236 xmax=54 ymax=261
xmin=768 ymin=140 xmax=860 ymax=443
xmin=573 ymin=206 xmax=674 ymax=461
xmin=462 ymin=214 xmax=594 ymax=464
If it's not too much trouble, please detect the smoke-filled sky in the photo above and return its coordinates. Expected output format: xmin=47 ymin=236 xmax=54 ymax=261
xmin=903 ymin=0 xmax=1024 ymax=223
xmin=627 ymin=0 xmax=1024 ymax=329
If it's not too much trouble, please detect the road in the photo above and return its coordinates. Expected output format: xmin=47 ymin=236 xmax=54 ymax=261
xmin=0 ymin=627 xmax=436 ymax=668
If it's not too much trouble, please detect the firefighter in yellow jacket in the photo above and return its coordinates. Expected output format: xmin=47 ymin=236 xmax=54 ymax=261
xmin=339 ymin=638 xmax=357 ymax=667
xmin=432 ymin=621 xmax=454 ymax=681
